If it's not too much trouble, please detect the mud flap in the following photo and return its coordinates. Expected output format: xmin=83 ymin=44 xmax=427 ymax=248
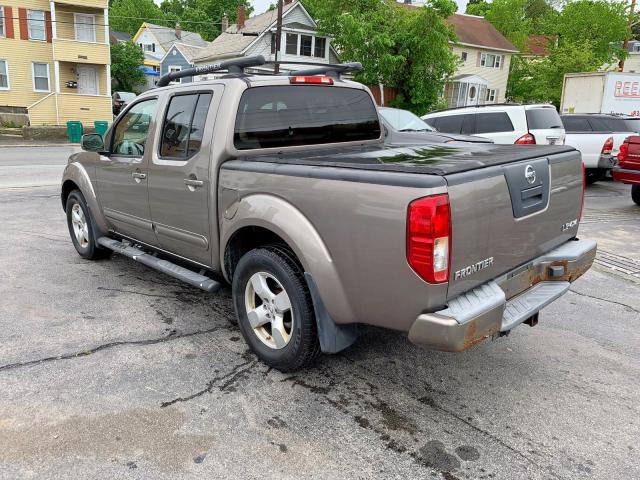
xmin=304 ymin=273 xmax=358 ymax=354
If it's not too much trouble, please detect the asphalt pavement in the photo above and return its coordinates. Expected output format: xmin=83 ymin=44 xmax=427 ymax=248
xmin=0 ymin=146 xmax=638 ymax=479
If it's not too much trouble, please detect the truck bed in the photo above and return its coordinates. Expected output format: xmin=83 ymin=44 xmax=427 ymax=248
xmin=232 ymin=143 xmax=576 ymax=176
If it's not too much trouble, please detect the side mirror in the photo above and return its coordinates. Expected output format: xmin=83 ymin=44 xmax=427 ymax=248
xmin=81 ymin=133 xmax=105 ymax=152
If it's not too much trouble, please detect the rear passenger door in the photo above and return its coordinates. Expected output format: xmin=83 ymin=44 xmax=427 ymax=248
xmin=147 ymin=87 xmax=222 ymax=265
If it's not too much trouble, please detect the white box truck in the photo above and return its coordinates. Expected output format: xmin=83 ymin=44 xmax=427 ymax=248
xmin=561 ymin=72 xmax=640 ymax=116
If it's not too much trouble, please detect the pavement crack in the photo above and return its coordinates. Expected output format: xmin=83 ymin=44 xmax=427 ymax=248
xmin=568 ymin=289 xmax=640 ymax=315
xmin=96 ymin=286 xmax=178 ymax=299
xmin=0 ymin=327 xmax=227 ymax=374
xmin=160 ymin=360 xmax=257 ymax=408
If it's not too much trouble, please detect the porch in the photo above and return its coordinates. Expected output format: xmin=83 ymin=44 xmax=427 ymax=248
xmin=444 ymin=75 xmax=491 ymax=108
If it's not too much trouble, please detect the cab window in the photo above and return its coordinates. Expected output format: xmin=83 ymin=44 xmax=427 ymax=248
xmin=160 ymin=92 xmax=213 ymax=159
xmin=111 ymin=99 xmax=158 ymax=156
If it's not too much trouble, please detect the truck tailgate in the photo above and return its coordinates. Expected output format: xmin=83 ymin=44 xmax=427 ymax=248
xmin=445 ymin=149 xmax=583 ymax=299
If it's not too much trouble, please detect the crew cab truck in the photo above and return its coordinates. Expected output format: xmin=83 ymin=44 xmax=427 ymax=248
xmin=613 ymin=136 xmax=640 ymax=205
xmin=61 ymin=57 xmax=596 ymax=371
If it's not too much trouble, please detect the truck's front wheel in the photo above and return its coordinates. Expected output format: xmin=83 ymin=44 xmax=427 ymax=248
xmin=632 ymin=185 xmax=640 ymax=206
xmin=232 ymin=246 xmax=320 ymax=372
xmin=65 ymin=190 xmax=111 ymax=260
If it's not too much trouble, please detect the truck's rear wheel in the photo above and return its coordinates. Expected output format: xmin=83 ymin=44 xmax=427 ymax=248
xmin=232 ymin=246 xmax=320 ymax=372
xmin=65 ymin=190 xmax=111 ymax=260
xmin=632 ymin=185 xmax=640 ymax=206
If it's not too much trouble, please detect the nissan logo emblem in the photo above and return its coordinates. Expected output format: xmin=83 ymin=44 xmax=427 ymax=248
xmin=525 ymin=165 xmax=536 ymax=184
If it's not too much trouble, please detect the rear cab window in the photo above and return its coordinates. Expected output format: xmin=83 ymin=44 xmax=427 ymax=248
xmin=561 ymin=116 xmax=592 ymax=133
xmin=601 ymin=116 xmax=634 ymax=132
xmin=525 ymin=108 xmax=563 ymax=130
xmin=234 ymin=85 xmax=381 ymax=150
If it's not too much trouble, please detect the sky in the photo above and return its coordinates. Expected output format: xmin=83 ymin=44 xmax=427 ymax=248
xmin=153 ymin=0 xmax=470 ymax=15
xmin=249 ymin=0 xmax=470 ymax=15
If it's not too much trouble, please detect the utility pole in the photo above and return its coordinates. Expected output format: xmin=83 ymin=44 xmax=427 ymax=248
xmin=274 ymin=0 xmax=283 ymax=74
xmin=619 ymin=0 xmax=637 ymax=71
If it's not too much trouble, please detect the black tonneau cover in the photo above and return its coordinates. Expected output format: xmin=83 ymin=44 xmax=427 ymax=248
xmin=238 ymin=143 xmax=575 ymax=176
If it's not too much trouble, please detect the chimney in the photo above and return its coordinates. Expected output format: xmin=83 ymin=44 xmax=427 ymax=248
xmin=175 ymin=22 xmax=182 ymax=40
xmin=221 ymin=13 xmax=229 ymax=32
xmin=237 ymin=4 xmax=246 ymax=30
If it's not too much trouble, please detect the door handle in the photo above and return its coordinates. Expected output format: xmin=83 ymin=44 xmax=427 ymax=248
xmin=184 ymin=178 xmax=204 ymax=188
xmin=132 ymin=171 xmax=147 ymax=183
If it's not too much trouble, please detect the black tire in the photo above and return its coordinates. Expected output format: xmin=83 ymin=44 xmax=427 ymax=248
xmin=632 ymin=185 xmax=640 ymax=206
xmin=65 ymin=190 xmax=111 ymax=260
xmin=232 ymin=246 xmax=320 ymax=372
xmin=585 ymin=168 xmax=605 ymax=185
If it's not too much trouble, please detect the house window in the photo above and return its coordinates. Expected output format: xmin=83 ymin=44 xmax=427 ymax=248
xmin=285 ymin=33 xmax=297 ymax=55
xmin=74 ymin=14 xmax=96 ymax=43
xmin=140 ymin=43 xmax=155 ymax=52
xmin=461 ymin=51 xmax=467 ymax=61
xmin=0 ymin=60 xmax=9 ymax=90
xmin=634 ymin=45 xmax=640 ymax=53
xmin=480 ymin=53 xmax=501 ymax=69
xmin=300 ymin=35 xmax=312 ymax=57
xmin=0 ymin=7 xmax=5 ymax=37
xmin=28 ymin=10 xmax=46 ymax=41
xmin=169 ymin=66 xmax=182 ymax=84
xmin=486 ymin=88 xmax=496 ymax=103
xmin=314 ymin=37 xmax=326 ymax=58
xmin=32 ymin=62 xmax=50 ymax=92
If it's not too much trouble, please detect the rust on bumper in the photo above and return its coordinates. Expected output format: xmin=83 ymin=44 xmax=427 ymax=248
xmin=408 ymin=238 xmax=597 ymax=352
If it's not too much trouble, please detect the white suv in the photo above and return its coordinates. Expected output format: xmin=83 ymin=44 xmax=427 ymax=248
xmin=422 ymin=104 xmax=566 ymax=145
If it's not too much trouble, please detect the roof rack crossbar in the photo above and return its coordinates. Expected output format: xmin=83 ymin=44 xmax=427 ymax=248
xmin=279 ymin=61 xmax=363 ymax=79
xmin=156 ymin=55 xmax=266 ymax=87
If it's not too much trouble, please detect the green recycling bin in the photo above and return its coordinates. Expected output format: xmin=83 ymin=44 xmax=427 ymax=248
xmin=66 ymin=121 xmax=83 ymax=143
xmin=94 ymin=120 xmax=109 ymax=137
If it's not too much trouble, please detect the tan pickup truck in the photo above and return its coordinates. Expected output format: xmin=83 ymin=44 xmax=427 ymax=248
xmin=61 ymin=57 xmax=596 ymax=371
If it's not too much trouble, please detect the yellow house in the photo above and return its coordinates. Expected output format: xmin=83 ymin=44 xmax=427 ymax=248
xmin=0 ymin=0 xmax=112 ymax=127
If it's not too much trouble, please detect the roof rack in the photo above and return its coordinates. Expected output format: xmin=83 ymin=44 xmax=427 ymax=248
xmin=156 ymin=55 xmax=266 ymax=87
xmin=272 ymin=61 xmax=363 ymax=79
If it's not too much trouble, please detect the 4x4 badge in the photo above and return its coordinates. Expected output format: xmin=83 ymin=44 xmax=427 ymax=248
xmin=525 ymin=165 xmax=536 ymax=184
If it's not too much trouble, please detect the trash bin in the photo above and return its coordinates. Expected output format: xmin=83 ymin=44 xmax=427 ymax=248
xmin=66 ymin=121 xmax=83 ymax=143
xmin=94 ymin=120 xmax=109 ymax=137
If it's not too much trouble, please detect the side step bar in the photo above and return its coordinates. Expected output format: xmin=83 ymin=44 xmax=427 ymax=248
xmin=97 ymin=237 xmax=222 ymax=293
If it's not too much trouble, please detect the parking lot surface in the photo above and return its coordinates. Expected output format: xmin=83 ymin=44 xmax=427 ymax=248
xmin=0 ymin=146 xmax=638 ymax=479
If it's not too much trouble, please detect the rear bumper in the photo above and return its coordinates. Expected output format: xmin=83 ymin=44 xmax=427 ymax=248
xmin=612 ymin=167 xmax=640 ymax=185
xmin=598 ymin=154 xmax=616 ymax=169
xmin=408 ymin=238 xmax=597 ymax=351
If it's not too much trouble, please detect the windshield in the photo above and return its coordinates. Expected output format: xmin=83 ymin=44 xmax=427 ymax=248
xmin=379 ymin=108 xmax=434 ymax=132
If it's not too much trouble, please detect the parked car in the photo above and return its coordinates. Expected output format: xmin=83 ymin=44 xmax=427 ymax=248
xmin=378 ymin=107 xmax=492 ymax=145
xmin=613 ymin=136 xmax=640 ymax=205
xmin=421 ymin=104 xmax=566 ymax=146
xmin=112 ymin=91 xmax=137 ymax=116
xmin=561 ymin=114 xmax=636 ymax=183
xmin=61 ymin=57 xmax=596 ymax=371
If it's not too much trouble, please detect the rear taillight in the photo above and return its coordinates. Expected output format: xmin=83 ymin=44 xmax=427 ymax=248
xmin=618 ymin=139 xmax=629 ymax=164
xmin=289 ymin=75 xmax=334 ymax=85
xmin=580 ymin=162 xmax=585 ymax=220
xmin=407 ymin=194 xmax=451 ymax=283
xmin=515 ymin=133 xmax=536 ymax=145
xmin=601 ymin=136 xmax=614 ymax=155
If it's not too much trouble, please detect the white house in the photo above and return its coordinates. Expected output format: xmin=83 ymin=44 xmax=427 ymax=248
xmin=193 ymin=0 xmax=339 ymax=76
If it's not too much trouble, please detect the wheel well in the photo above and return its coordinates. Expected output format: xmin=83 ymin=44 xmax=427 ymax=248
xmin=224 ymin=226 xmax=299 ymax=280
xmin=61 ymin=180 xmax=79 ymax=211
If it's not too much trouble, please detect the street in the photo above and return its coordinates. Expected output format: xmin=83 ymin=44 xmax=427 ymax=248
xmin=0 ymin=145 xmax=638 ymax=480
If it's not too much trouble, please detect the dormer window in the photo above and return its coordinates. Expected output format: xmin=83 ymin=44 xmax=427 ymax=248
xmin=282 ymin=33 xmax=327 ymax=59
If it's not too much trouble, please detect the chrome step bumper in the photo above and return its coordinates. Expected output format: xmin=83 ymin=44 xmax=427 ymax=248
xmin=408 ymin=238 xmax=597 ymax=351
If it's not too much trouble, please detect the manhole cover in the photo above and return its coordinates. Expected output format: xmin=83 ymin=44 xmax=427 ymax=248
xmin=595 ymin=250 xmax=640 ymax=277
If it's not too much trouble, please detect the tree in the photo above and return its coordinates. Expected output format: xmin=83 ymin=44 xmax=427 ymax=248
xmin=465 ymin=0 xmax=491 ymax=17
xmin=111 ymin=41 xmax=146 ymax=91
xmin=110 ymin=0 xmax=167 ymax=35
xmin=304 ymin=0 xmax=459 ymax=114
xmin=159 ymin=0 xmax=254 ymax=41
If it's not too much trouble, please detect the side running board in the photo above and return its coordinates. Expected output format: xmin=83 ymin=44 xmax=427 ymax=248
xmin=97 ymin=237 xmax=221 ymax=293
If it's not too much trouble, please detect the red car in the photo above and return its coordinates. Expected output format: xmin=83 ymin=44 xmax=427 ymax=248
xmin=613 ymin=136 xmax=640 ymax=205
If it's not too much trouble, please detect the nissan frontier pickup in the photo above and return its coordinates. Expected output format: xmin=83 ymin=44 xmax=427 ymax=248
xmin=61 ymin=57 xmax=596 ymax=371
